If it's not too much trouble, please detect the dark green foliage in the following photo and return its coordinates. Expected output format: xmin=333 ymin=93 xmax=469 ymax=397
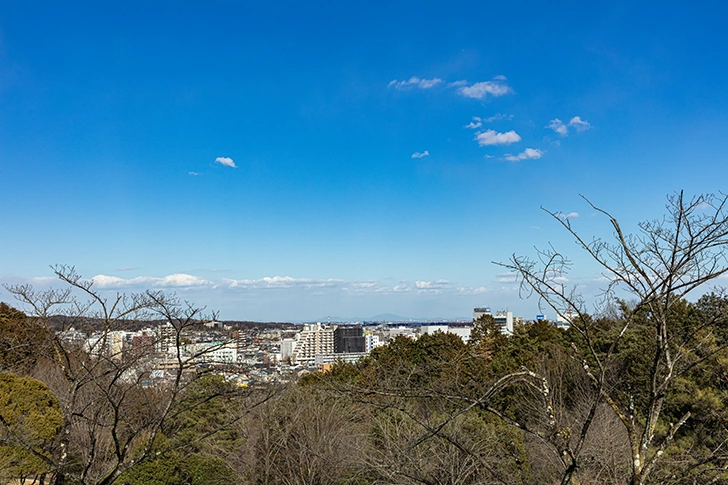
xmin=0 ymin=303 xmax=51 ymax=373
xmin=0 ymin=372 xmax=62 ymax=480
xmin=120 ymin=450 xmax=234 ymax=485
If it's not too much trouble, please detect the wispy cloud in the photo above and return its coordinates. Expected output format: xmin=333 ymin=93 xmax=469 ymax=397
xmin=215 ymin=157 xmax=236 ymax=168
xmin=388 ymin=77 xmax=443 ymax=89
xmin=415 ymin=279 xmax=453 ymax=294
xmin=224 ymin=276 xmax=345 ymax=290
xmin=557 ymin=212 xmax=579 ymax=220
xmin=7 ymin=272 xmax=502 ymax=304
xmin=457 ymin=286 xmax=488 ymax=295
xmin=465 ymin=117 xmax=482 ymax=129
xmin=569 ymin=116 xmax=591 ymax=132
xmin=188 ymin=171 xmax=200 ymax=176
xmin=504 ymin=148 xmax=544 ymax=162
xmin=447 ymin=80 xmax=468 ymax=88
xmin=415 ymin=279 xmax=451 ymax=289
xmin=457 ymin=78 xmax=513 ymax=100
xmin=547 ymin=118 xmax=568 ymax=136
xmin=495 ymin=271 xmax=518 ymax=283
xmin=411 ymin=150 xmax=430 ymax=159
xmin=547 ymin=116 xmax=591 ymax=136
xmin=475 ymin=129 xmax=521 ymax=146
xmin=483 ymin=113 xmax=513 ymax=123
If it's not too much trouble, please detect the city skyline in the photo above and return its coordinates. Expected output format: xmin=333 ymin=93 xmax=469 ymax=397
xmin=2 ymin=2 xmax=728 ymax=321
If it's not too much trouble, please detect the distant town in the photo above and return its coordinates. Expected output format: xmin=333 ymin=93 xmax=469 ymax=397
xmin=59 ymin=307 xmax=573 ymax=387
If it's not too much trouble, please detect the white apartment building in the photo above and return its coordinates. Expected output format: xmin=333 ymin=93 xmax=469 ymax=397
xmin=185 ymin=341 xmax=239 ymax=364
xmin=420 ymin=325 xmax=472 ymax=343
xmin=291 ymin=323 xmax=334 ymax=365
xmin=364 ymin=333 xmax=382 ymax=352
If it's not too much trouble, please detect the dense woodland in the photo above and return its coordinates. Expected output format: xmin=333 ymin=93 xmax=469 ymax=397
xmin=3 ymin=192 xmax=728 ymax=485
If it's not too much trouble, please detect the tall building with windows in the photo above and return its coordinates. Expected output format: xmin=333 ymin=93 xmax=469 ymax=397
xmin=473 ymin=307 xmax=514 ymax=334
xmin=334 ymin=326 xmax=365 ymax=353
xmin=291 ymin=323 xmax=334 ymax=365
xmin=494 ymin=311 xmax=514 ymax=334
xmin=473 ymin=307 xmax=491 ymax=321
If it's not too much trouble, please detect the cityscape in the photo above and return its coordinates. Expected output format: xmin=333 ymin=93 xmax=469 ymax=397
xmin=60 ymin=305 xmax=575 ymax=386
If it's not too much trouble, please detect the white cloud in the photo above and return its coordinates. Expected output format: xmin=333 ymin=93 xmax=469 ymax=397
xmin=569 ymin=116 xmax=591 ymax=132
xmin=215 ymin=157 xmax=236 ymax=168
xmin=90 ymin=275 xmax=149 ymax=288
xmin=447 ymin=80 xmax=468 ymax=87
xmin=162 ymin=274 xmax=210 ymax=287
xmin=415 ymin=280 xmax=452 ymax=292
xmin=457 ymin=286 xmax=488 ymax=295
xmin=504 ymin=148 xmax=544 ymax=162
xmin=465 ymin=117 xmax=482 ymax=129
xmin=557 ymin=212 xmax=579 ymax=220
xmin=389 ymin=77 xmax=443 ymax=89
xmin=411 ymin=150 xmax=430 ymax=159
xmin=457 ymin=78 xmax=513 ymax=100
xmin=475 ymin=129 xmax=521 ymax=146
xmin=188 ymin=171 xmax=200 ymax=176
xmin=547 ymin=116 xmax=591 ymax=136
xmin=482 ymin=113 xmax=513 ymax=123
xmin=91 ymin=274 xmax=210 ymax=289
xmin=547 ymin=119 xmax=568 ymax=136
xmin=225 ymin=276 xmax=345 ymax=290
xmin=418 ymin=78 xmax=443 ymax=89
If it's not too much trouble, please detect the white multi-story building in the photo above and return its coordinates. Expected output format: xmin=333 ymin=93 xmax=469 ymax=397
xmin=185 ymin=341 xmax=238 ymax=364
xmin=473 ymin=307 xmax=514 ymax=334
xmin=364 ymin=333 xmax=382 ymax=352
xmin=291 ymin=323 xmax=334 ymax=365
xmin=280 ymin=338 xmax=296 ymax=361
xmin=494 ymin=311 xmax=514 ymax=334
xmin=473 ymin=307 xmax=491 ymax=321
xmin=556 ymin=311 xmax=574 ymax=329
xmin=420 ymin=325 xmax=472 ymax=343
xmin=155 ymin=323 xmax=176 ymax=356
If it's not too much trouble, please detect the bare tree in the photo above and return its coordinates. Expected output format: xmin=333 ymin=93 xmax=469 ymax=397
xmin=3 ymin=265 xmax=274 ymax=485
xmin=230 ymin=385 xmax=367 ymax=485
xmin=497 ymin=191 xmax=728 ymax=485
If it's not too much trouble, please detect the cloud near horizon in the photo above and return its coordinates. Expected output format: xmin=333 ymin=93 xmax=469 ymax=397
xmin=215 ymin=157 xmax=236 ymax=168
xmin=7 ymin=273 xmax=498 ymax=302
xmin=475 ymin=129 xmax=521 ymax=146
xmin=91 ymin=273 xmax=211 ymax=289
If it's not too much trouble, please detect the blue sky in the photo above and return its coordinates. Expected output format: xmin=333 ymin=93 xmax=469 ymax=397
xmin=2 ymin=2 xmax=728 ymax=321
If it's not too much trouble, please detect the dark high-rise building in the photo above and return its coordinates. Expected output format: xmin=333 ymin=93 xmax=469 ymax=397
xmin=334 ymin=326 xmax=365 ymax=353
